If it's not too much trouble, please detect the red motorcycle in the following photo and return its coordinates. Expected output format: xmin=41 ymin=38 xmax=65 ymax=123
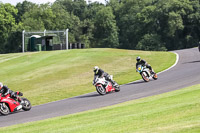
xmin=0 ymin=92 xmax=31 ymax=115
xmin=93 ymin=76 xmax=120 ymax=95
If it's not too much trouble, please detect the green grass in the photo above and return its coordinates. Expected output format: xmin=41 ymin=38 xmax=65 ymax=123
xmin=0 ymin=48 xmax=176 ymax=105
xmin=0 ymin=84 xmax=199 ymax=133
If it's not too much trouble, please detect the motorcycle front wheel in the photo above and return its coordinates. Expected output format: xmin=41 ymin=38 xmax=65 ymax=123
xmin=115 ymin=85 xmax=120 ymax=92
xmin=141 ymin=72 xmax=149 ymax=82
xmin=96 ymin=86 xmax=106 ymax=95
xmin=21 ymin=98 xmax=32 ymax=111
xmin=0 ymin=103 xmax=10 ymax=115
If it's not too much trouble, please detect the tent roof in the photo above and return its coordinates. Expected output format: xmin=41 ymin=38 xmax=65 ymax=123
xmin=30 ymin=35 xmax=41 ymax=38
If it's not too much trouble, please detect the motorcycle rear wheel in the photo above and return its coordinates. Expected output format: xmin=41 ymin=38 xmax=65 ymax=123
xmin=96 ymin=86 xmax=106 ymax=95
xmin=0 ymin=103 xmax=10 ymax=115
xmin=153 ymin=73 xmax=158 ymax=80
xmin=21 ymin=98 xmax=32 ymax=111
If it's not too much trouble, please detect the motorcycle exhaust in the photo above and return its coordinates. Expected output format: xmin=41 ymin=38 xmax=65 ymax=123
xmin=14 ymin=105 xmax=22 ymax=111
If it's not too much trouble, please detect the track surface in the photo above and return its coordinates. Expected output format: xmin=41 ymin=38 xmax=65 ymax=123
xmin=1 ymin=48 xmax=200 ymax=127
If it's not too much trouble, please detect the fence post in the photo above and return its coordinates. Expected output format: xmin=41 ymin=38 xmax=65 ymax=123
xmin=66 ymin=29 xmax=69 ymax=50
xmin=22 ymin=30 xmax=25 ymax=53
xmin=44 ymin=29 xmax=46 ymax=36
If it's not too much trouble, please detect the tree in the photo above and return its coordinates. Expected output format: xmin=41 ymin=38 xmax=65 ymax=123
xmin=154 ymin=0 xmax=200 ymax=50
xmin=0 ymin=3 xmax=18 ymax=53
xmin=79 ymin=19 xmax=94 ymax=48
xmin=115 ymin=0 xmax=148 ymax=49
xmin=21 ymin=3 xmax=55 ymax=30
xmin=15 ymin=0 xmax=36 ymax=23
xmin=93 ymin=6 xmax=119 ymax=48
xmin=114 ymin=0 xmax=200 ymax=50
xmin=0 ymin=0 xmax=199 ymax=53
xmin=54 ymin=0 xmax=87 ymax=21
xmin=5 ymin=23 xmax=24 ymax=53
xmin=136 ymin=34 xmax=167 ymax=51
xmin=85 ymin=2 xmax=105 ymax=20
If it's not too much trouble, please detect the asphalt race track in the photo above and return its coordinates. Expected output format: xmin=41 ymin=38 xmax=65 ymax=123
xmin=0 ymin=48 xmax=200 ymax=127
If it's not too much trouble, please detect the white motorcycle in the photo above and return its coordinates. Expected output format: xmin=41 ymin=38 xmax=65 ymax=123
xmin=136 ymin=65 xmax=158 ymax=82
xmin=93 ymin=76 xmax=120 ymax=95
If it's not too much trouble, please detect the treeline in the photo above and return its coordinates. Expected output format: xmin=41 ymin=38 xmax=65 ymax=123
xmin=0 ymin=0 xmax=200 ymax=53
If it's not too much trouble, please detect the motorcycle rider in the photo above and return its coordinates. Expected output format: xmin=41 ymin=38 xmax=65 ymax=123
xmin=93 ymin=66 xmax=117 ymax=87
xmin=136 ymin=56 xmax=155 ymax=74
xmin=0 ymin=82 xmax=22 ymax=110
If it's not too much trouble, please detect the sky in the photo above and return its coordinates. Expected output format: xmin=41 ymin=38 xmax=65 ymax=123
xmin=0 ymin=0 xmax=106 ymax=5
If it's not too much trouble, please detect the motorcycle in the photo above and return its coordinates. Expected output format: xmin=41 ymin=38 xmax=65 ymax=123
xmin=0 ymin=91 xmax=31 ymax=115
xmin=93 ymin=76 xmax=120 ymax=95
xmin=136 ymin=65 xmax=158 ymax=82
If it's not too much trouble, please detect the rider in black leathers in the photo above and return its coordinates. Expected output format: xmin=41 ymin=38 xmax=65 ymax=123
xmin=136 ymin=56 xmax=155 ymax=74
xmin=0 ymin=82 xmax=17 ymax=99
xmin=93 ymin=66 xmax=117 ymax=86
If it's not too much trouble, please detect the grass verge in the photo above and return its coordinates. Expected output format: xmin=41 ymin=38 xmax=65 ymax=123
xmin=0 ymin=84 xmax=199 ymax=132
xmin=0 ymin=48 xmax=176 ymax=105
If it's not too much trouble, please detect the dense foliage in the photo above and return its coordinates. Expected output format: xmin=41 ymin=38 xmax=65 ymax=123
xmin=0 ymin=0 xmax=199 ymax=53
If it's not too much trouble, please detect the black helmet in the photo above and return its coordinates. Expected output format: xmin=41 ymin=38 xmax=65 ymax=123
xmin=136 ymin=56 xmax=141 ymax=61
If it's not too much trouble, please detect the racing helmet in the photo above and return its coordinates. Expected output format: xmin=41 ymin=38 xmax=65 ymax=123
xmin=94 ymin=66 xmax=99 ymax=73
xmin=136 ymin=56 xmax=141 ymax=62
xmin=0 ymin=82 xmax=3 ymax=89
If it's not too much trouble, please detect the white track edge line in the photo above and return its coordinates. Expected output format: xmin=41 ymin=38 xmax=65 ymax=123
xmin=157 ymin=52 xmax=179 ymax=75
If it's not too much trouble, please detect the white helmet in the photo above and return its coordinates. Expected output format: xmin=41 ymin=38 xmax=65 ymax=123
xmin=0 ymin=82 xmax=3 ymax=89
xmin=94 ymin=66 xmax=99 ymax=73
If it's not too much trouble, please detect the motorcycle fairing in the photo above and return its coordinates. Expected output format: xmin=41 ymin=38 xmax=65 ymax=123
xmin=0 ymin=95 xmax=20 ymax=112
